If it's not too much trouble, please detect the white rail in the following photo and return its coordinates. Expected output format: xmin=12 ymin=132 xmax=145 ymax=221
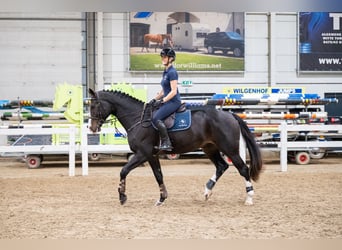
xmin=0 ymin=125 xmax=77 ymax=176
xmin=0 ymin=124 xmax=131 ymax=176
xmin=279 ymin=123 xmax=342 ymax=171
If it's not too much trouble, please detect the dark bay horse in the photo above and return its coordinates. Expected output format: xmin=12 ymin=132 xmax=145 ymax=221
xmin=88 ymin=89 xmax=263 ymax=206
xmin=141 ymin=34 xmax=173 ymax=52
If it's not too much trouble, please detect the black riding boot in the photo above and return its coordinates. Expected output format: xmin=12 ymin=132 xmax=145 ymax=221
xmin=156 ymin=120 xmax=173 ymax=151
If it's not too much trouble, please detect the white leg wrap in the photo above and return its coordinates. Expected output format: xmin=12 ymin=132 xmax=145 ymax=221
xmin=204 ymin=174 xmax=217 ymax=200
xmin=210 ymin=174 xmax=217 ymax=183
xmin=244 ymin=181 xmax=254 ymax=205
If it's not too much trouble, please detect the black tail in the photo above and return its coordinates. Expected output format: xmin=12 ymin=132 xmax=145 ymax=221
xmin=232 ymin=113 xmax=263 ymax=181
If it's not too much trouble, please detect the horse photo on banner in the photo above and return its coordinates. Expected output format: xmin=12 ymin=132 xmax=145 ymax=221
xmin=129 ymin=12 xmax=245 ymax=72
xmin=141 ymin=34 xmax=174 ymax=52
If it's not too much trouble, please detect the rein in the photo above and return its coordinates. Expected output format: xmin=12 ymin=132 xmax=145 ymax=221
xmin=110 ymin=112 xmax=142 ymax=135
xmin=140 ymin=103 xmax=153 ymax=128
xmin=127 ymin=103 xmax=152 ymax=132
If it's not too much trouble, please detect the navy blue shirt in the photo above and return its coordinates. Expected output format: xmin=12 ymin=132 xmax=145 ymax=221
xmin=161 ymin=65 xmax=181 ymax=102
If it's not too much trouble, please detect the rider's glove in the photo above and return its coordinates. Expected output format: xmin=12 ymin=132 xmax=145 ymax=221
xmin=154 ymin=99 xmax=163 ymax=108
xmin=148 ymin=99 xmax=156 ymax=105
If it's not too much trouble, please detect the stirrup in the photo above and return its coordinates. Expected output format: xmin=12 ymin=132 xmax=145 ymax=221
xmin=156 ymin=143 xmax=173 ymax=151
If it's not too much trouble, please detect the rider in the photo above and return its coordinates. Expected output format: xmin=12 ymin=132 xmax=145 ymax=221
xmin=151 ymin=48 xmax=181 ymax=151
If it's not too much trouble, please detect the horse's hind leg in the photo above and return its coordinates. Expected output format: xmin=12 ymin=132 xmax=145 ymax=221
xmin=141 ymin=45 xmax=148 ymax=52
xmin=203 ymin=146 xmax=229 ymax=200
xmin=229 ymin=154 xmax=255 ymax=205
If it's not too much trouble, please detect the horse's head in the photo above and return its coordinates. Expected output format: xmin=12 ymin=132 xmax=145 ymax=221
xmin=89 ymin=86 xmax=147 ymax=133
xmin=88 ymin=88 xmax=111 ymax=133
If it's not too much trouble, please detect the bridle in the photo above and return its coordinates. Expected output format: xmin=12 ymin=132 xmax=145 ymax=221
xmin=89 ymin=98 xmax=107 ymax=131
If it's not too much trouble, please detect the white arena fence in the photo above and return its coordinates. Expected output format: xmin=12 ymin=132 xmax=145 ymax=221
xmin=278 ymin=123 xmax=342 ymax=171
xmin=0 ymin=125 xmax=77 ymax=176
xmin=0 ymin=124 xmax=131 ymax=176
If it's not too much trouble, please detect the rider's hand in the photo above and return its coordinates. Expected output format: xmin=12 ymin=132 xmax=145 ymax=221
xmin=148 ymin=99 xmax=156 ymax=105
xmin=154 ymin=99 xmax=163 ymax=108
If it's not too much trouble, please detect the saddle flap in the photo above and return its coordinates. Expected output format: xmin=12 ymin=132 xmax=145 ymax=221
xmin=148 ymin=102 xmax=191 ymax=131
xmin=165 ymin=110 xmax=191 ymax=131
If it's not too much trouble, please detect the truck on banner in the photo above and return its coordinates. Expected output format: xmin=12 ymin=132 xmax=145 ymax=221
xmin=299 ymin=12 xmax=342 ymax=71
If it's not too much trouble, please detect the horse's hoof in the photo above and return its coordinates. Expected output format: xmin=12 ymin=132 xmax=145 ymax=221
xmin=244 ymin=197 xmax=253 ymax=206
xmin=155 ymin=197 xmax=167 ymax=206
xmin=155 ymin=200 xmax=164 ymax=206
xmin=119 ymin=193 xmax=127 ymax=205
xmin=204 ymin=187 xmax=212 ymax=200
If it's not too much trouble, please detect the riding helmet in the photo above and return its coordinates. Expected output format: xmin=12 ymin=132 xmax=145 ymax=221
xmin=160 ymin=48 xmax=176 ymax=61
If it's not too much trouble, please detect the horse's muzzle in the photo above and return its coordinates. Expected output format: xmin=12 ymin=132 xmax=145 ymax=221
xmin=89 ymin=124 xmax=101 ymax=133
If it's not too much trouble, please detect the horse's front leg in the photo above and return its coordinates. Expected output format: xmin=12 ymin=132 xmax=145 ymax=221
xmin=204 ymin=161 xmax=229 ymax=200
xmin=118 ymin=153 xmax=146 ymax=205
xmin=148 ymin=156 xmax=168 ymax=206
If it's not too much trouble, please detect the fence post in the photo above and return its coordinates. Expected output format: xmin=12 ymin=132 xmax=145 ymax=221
xmin=81 ymin=123 xmax=89 ymax=176
xmin=68 ymin=125 xmax=76 ymax=176
xmin=279 ymin=122 xmax=288 ymax=172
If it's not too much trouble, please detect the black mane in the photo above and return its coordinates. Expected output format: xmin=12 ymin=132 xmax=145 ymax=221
xmin=102 ymin=89 xmax=145 ymax=104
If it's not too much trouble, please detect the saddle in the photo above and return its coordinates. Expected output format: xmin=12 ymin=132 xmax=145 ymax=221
xmin=144 ymin=102 xmax=191 ymax=132
xmin=164 ymin=103 xmax=186 ymax=128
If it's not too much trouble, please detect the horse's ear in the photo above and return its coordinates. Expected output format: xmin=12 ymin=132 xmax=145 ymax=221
xmin=88 ymin=88 xmax=97 ymax=99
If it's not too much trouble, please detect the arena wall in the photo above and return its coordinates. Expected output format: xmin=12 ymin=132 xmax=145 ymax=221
xmin=0 ymin=12 xmax=341 ymax=114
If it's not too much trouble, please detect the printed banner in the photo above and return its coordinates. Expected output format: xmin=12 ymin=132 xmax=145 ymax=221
xmin=129 ymin=12 xmax=245 ymax=72
xmin=299 ymin=12 xmax=342 ymax=71
xmin=222 ymin=87 xmax=305 ymax=94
